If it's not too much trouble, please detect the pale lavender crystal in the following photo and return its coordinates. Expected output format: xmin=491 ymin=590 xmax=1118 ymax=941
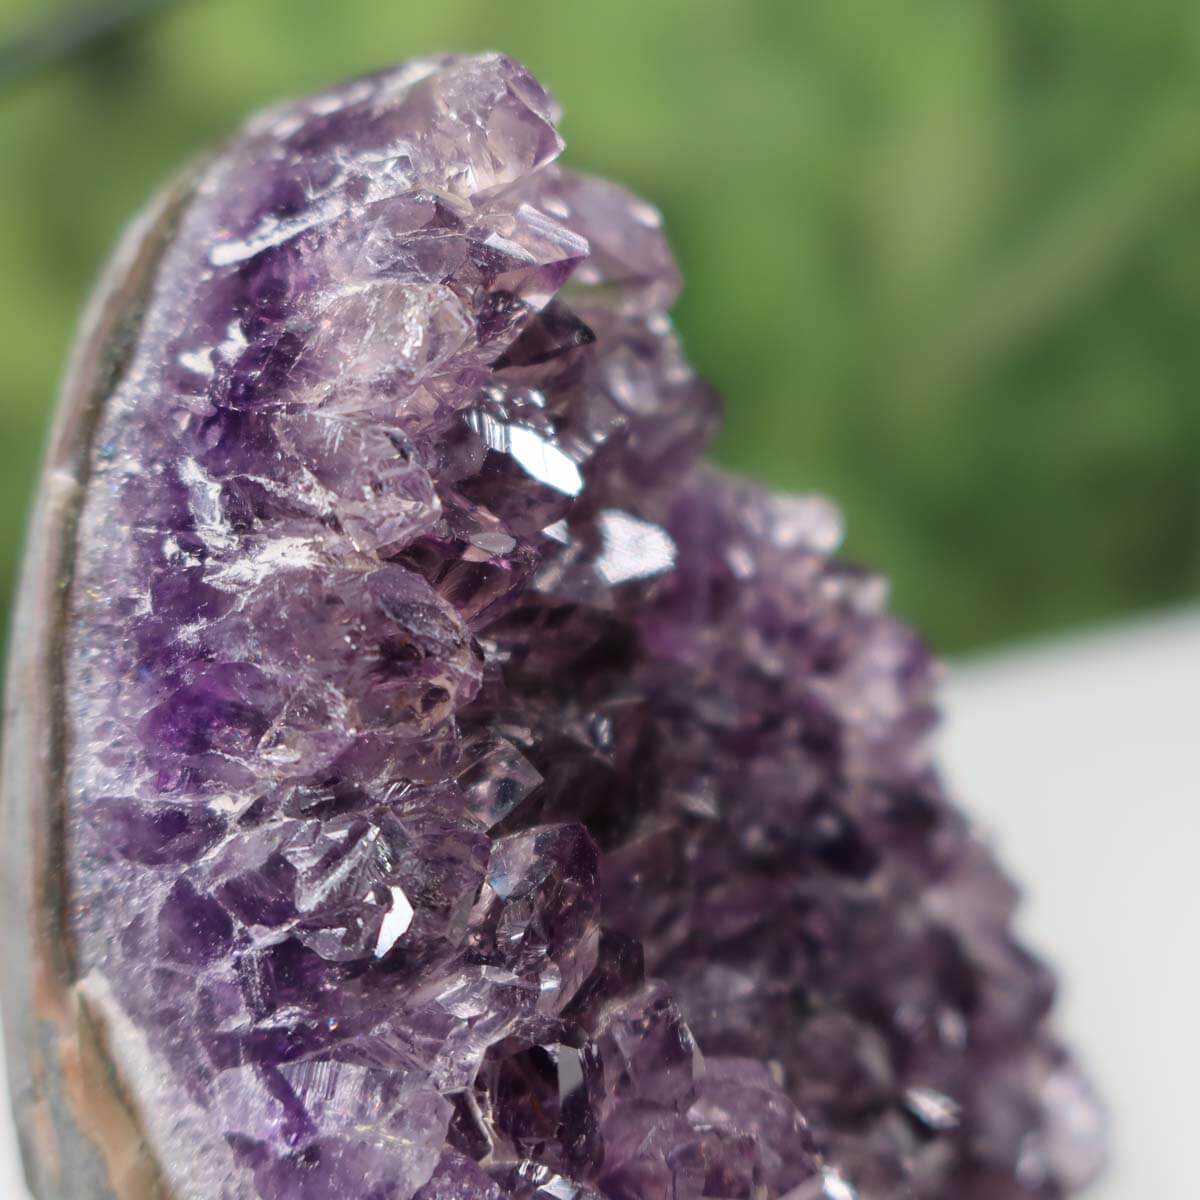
xmin=13 ymin=53 xmax=1102 ymax=1200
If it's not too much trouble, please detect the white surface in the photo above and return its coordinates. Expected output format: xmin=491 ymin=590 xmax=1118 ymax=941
xmin=2 ymin=610 xmax=1196 ymax=1196
xmin=0 ymin=1030 xmax=18 ymax=1198
xmin=941 ymin=607 xmax=1200 ymax=1200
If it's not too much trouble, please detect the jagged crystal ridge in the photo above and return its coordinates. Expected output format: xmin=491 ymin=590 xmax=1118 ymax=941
xmin=60 ymin=53 xmax=1104 ymax=1200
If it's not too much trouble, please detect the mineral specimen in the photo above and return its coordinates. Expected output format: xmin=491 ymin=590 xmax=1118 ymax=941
xmin=1 ymin=53 xmax=1104 ymax=1200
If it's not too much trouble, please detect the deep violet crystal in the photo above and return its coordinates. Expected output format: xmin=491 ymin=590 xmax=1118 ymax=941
xmin=3 ymin=53 xmax=1104 ymax=1200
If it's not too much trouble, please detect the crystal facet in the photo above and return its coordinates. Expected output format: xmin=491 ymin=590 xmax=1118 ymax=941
xmin=2 ymin=53 xmax=1103 ymax=1200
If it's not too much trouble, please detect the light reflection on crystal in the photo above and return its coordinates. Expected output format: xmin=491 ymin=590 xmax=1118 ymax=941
xmin=593 ymin=509 xmax=676 ymax=585
xmin=374 ymin=884 xmax=415 ymax=957
xmin=904 ymin=1084 xmax=962 ymax=1132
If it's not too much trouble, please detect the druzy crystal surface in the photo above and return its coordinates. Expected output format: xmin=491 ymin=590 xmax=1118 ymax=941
xmin=45 ymin=54 xmax=1102 ymax=1200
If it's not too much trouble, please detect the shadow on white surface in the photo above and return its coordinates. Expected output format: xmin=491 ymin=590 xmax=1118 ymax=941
xmin=2 ymin=610 xmax=1196 ymax=1197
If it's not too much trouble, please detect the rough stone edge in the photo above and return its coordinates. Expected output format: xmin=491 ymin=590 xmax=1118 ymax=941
xmin=1 ymin=170 xmax=198 ymax=1200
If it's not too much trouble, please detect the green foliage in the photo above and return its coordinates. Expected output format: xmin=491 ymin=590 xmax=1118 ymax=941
xmin=1 ymin=0 xmax=1197 ymax=651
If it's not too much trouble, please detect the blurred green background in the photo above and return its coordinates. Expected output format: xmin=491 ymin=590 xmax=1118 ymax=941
xmin=1 ymin=0 xmax=1198 ymax=653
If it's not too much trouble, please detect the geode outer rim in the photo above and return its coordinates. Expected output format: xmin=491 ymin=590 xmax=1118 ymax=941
xmin=1 ymin=171 xmax=202 ymax=1200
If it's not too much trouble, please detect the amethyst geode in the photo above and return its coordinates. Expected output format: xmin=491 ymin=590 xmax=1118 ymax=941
xmin=2 ymin=54 xmax=1104 ymax=1200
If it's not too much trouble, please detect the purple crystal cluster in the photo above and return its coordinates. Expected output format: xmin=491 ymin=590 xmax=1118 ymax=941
xmin=60 ymin=54 xmax=1102 ymax=1200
